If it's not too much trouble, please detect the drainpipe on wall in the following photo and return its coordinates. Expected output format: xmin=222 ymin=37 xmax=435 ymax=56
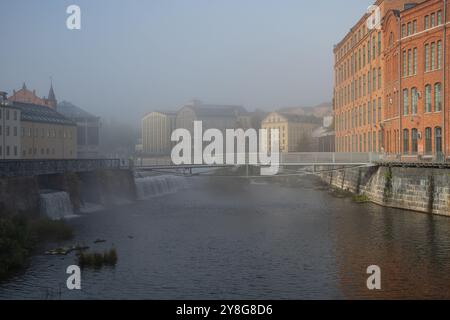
xmin=397 ymin=11 xmax=402 ymax=158
xmin=443 ymin=0 xmax=447 ymax=160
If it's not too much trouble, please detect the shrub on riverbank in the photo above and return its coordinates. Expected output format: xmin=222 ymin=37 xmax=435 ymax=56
xmin=0 ymin=215 xmax=73 ymax=281
xmin=77 ymin=248 xmax=118 ymax=269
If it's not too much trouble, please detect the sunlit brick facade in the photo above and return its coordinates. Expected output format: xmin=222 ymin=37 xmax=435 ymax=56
xmin=333 ymin=0 xmax=450 ymax=161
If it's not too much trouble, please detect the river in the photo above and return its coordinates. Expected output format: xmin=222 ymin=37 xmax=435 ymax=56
xmin=1 ymin=174 xmax=450 ymax=299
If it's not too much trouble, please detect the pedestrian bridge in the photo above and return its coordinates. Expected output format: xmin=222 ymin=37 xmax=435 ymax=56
xmin=134 ymin=152 xmax=383 ymax=172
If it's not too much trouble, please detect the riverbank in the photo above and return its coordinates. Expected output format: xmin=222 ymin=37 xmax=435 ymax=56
xmin=0 ymin=215 xmax=73 ymax=281
xmin=316 ymin=165 xmax=450 ymax=216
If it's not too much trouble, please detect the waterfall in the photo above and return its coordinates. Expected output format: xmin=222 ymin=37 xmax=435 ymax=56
xmin=39 ymin=191 xmax=75 ymax=220
xmin=135 ymin=175 xmax=188 ymax=200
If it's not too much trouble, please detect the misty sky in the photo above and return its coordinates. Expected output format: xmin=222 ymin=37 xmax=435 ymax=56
xmin=0 ymin=0 xmax=372 ymax=123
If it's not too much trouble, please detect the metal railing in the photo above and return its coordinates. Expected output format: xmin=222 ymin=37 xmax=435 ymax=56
xmin=0 ymin=159 xmax=121 ymax=177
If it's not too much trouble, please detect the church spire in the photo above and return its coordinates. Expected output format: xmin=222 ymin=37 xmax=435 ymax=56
xmin=22 ymin=82 xmax=27 ymax=90
xmin=47 ymin=77 xmax=57 ymax=108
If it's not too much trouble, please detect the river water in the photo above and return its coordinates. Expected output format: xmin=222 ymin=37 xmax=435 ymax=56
xmin=1 ymin=175 xmax=450 ymax=299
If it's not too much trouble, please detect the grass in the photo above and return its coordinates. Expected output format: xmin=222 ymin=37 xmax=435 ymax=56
xmin=0 ymin=215 xmax=74 ymax=281
xmin=353 ymin=194 xmax=370 ymax=203
xmin=77 ymin=248 xmax=118 ymax=269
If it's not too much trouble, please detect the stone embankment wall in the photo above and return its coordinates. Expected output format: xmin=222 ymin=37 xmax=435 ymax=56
xmin=318 ymin=166 xmax=450 ymax=216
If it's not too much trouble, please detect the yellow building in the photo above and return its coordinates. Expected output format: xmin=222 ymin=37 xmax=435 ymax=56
xmin=14 ymin=101 xmax=77 ymax=159
xmin=261 ymin=112 xmax=320 ymax=152
xmin=142 ymin=111 xmax=176 ymax=155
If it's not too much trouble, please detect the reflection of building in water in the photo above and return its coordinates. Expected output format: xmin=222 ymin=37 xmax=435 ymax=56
xmin=333 ymin=203 xmax=450 ymax=299
xmin=58 ymin=101 xmax=101 ymax=158
xmin=261 ymin=112 xmax=320 ymax=152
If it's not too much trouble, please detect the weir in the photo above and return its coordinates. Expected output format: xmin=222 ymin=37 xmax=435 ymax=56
xmin=39 ymin=190 xmax=75 ymax=220
xmin=134 ymin=175 xmax=188 ymax=200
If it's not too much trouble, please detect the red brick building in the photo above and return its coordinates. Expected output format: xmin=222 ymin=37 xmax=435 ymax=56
xmin=334 ymin=0 xmax=449 ymax=161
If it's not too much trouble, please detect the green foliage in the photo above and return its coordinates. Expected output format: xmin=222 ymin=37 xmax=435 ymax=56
xmin=353 ymin=194 xmax=370 ymax=203
xmin=0 ymin=215 xmax=74 ymax=281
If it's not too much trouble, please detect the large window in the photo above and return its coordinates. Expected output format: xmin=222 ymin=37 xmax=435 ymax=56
xmin=378 ymin=32 xmax=381 ymax=56
xmin=435 ymin=83 xmax=442 ymax=111
xmin=435 ymin=127 xmax=442 ymax=154
xmin=425 ymin=15 xmax=429 ymax=29
xmin=378 ymin=67 xmax=382 ymax=89
xmin=411 ymin=129 xmax=418 ymax=154
xmin=413 ymin=47 xmax=418 ymax=74
xmin=403 ymin=89 xmax=409 ymax=115
xmin=373 ymin=100 xmax=376 ymax=124
xmin=403 ymin=50 xmax=407 ymax=76
xmin=411 ymin=87 xmax=418 ymax=114
xmin=403 ymin=129 xmax=409 ymax=154
xmin=425 ymin=127 xmax=432 ymax=154
xmin=372 ymin=68 xmax=376 ymax=91
xmin=408 ymin=49 xmax=412 ymax=76
xmin=425 ymin=44 xmax=430 ymax=71
xmin=438 ymin=41 xmax=442 ymax=69
xmin=431 ymin=42 xmax=436 ymax=70
xmin=425 ymin=84 xmax=432 ymax=112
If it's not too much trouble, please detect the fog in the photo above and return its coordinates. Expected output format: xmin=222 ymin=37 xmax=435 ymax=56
xmin=0 ymin=0 xmax=372 ymax=124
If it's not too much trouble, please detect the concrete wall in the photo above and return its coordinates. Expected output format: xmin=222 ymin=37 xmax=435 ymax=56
xmin=318 ymin=165 xmax=450 ymax=216
xmin=0 ymin=169 xmax=136 ymax=217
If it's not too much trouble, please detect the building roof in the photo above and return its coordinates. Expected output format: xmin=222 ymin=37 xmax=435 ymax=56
xmin=188 ymin=104 xmax=248 ymax=118
xmin=57 ymin=101 xmax=99 ymax=120
xmin=13 ymin=101 xmax=76 ymax=126
xmin=277 ymin=112 xmax=322 ymax=124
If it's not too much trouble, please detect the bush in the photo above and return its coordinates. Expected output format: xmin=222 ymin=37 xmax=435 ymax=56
xmin=0 ymin=215 xmax=73 ymax=281
xmin=77 ymin=248 xmax=118 ymax=269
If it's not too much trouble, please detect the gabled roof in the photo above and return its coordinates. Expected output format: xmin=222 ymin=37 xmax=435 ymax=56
xmin=13 ymin=101 xmax=76 ymax=126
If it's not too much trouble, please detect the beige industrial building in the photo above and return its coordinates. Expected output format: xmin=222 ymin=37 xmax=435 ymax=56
xmin=14 ymin=101 xmax=77 ymax=159
xmin=176 ymin=100 xmax=250 ymax=133
xmin=261 ymin=112 xmax=320 ymax=152
xmin=142 ymin=111 xmax=176 ymax=155
xmin=4 ymin=83 xmax=78 ymax=159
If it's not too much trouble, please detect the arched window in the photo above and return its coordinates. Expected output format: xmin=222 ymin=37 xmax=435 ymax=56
xmin=411 ymin=129 xmax=418 ymax=154
xmin=425 ymin=127 xmax=432 ymax=154
xmin=403 ymin=129 xmax=409 ymax=154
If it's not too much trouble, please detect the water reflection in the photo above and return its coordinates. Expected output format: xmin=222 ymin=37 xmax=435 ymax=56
xmin=1 ymin=175 xmax=450 ymax=299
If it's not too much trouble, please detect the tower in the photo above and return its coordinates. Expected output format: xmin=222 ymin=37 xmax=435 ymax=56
xmin=46 ymin=80 xmax=57 ymax=109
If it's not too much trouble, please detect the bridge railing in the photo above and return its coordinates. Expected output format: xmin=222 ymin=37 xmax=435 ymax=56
xmin=134 ymin=152 xmax=383 ymax=167
xmin=0 ymin=159 xmax=121 ymax=177
xmin=280 ymin=152 xmax=382 ymax=165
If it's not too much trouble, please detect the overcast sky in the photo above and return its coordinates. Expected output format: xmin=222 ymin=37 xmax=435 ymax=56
xmin=0 ymin=0 xmax=372 ymax=123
